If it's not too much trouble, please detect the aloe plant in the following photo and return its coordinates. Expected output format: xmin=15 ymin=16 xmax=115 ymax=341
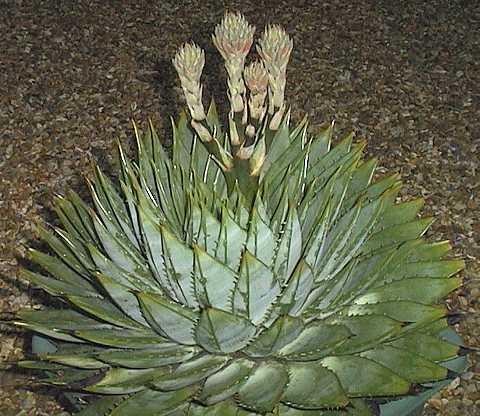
xmin=14 ymin=12 xmax=465 ymax=416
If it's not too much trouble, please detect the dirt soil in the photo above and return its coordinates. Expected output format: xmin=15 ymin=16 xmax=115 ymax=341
xmin=0 ymin=0 xmax=478 ymax=415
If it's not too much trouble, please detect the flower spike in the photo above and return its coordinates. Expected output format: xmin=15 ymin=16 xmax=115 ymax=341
xmin=257 ymin=24 xmax=293 ymax=114
xmin=213 ymin=12 xmax=255 ymax=114
xmin=173 ymin=42 xmax=206 ymax=121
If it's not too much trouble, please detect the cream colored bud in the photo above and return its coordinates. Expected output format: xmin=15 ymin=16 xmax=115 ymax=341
xmin=230 ymin=90 xmax=244 ymax=113
xmin=212 ymin=12 xmax=255 ymax=61
xmin=236 ymin=143 xmax=255 ymax=160
xmin=244 ymin=61 xmax=268 ymax=120
xmin=269 ymin=104 xmax=285 ymax=130
xmin=173 ymin=43 xmax=205 ymax=82
xmin=173 ymin=43 xmax=206 ymax=121
xmin=257 ymin=25 xmax=293 ymax=72
xmin=245 ymin=124 xmax=256 ymax=138
xmin=257 ymin=25 xmax=293 ymax=112
xmin=249 ymin=136 xmax=266 ymax=176
xmin=229 ymin=116 xmax=241 ymax=145
xmin=213 ymin=12 xmax=254 ymax=115
xmin=244 ymin=61 xmax=268 ymax=94
xmin=191 ymin=120 xmax=213 ymax=142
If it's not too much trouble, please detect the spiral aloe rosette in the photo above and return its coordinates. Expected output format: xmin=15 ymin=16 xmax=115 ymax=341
xmin=16 ymin=109 xmax=464 ymax=415
xmin=15 ymin=12 xmax=465 ymax=416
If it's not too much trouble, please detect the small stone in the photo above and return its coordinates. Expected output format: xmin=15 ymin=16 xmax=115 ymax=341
xmin=429 ymin=398 xmax=442 ymax=410
xmin=466 ymin=391 xmax=480 ymax=401
xmin=461 ymin=371 xmax=475 ymax=380
xmin=447 ymin=376 xmax=461 ymax=391
xmin=470 ymin=288 xmax=480 ymax=298
xmin=19 ymin=391 xmax=35 ymax=410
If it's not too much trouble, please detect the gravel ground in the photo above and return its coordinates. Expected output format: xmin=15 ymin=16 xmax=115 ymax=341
xmin=0 ymin=0 xmax=478 ymax=414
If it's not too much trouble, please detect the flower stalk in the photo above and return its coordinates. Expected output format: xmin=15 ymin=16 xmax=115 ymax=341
xmin=173 ymin=11 xmax=294 ymax=197
xmin=257 ymin=24 xmax=293 ymax=129
xmin=172 ymin=43 xmax=206 ymax=122
xmin=244 ymin=61 xmax=268 ymax=122
xmin=212 ymin=12 xmax=255 ymax=116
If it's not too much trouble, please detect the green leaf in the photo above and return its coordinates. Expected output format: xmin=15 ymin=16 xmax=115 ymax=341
xmin=309 ymin=129 xmax=352 ymax=171
xmin=96 ymin=274 xmax=149 ymax=326
xmin=373 ymin=198 xmax=424 ymax=232
xmin=193 ymin=246 xmax=237 ymax=310
xmin=86 ymin=367 xmax=168 ymax=394
xmin=88 ymin=244 xmax=159 ymax=293
xmin=189 ymin=401 xmax=247 ymax=416
xmin=354 ymin=277 xmax=461 ymax=305
xmin=18 ymin=361 xmax=66 ymax=370
xmin=172 ymin=112 xmax=195 ymax=173
xmin=92 ymin=213 xmax=147 ymax=276
xmin=322 ymin=355 xmax=411 ymax=397
xmin=36 ymin=225 xmax=89 ymax=275
xmin=305 ymin=257 xmax=358 ymax=311
xmin=28 ymin=248 xmax=95 ymax=290
xmin=20 ymin=269 xmax=97 ymax=298
xmin=289 ymin=113 xmax=309 ymax=143
xmin=282 ymin=361 xmax=349 ymax=408
xmin=304 ymin=199 xmax=332 ymax=272
xmin=76 ymin=396 xmax=126 ymax=416
xmin=389 ymin=332 xmax=459 ymax=362
xmin=407 ymin=241 xmax=451 ymax=262
xmin=199 ymin=358 xmax=255 ymax=404
xmin=332 ymin=240 xmax=421 ymax=307
xmin=351 ymin=174 xmax=401 ymax=208
xmin=307 ymin=121 xmax=333 ymax=166
xmin=57 ymin=191 xmax=99 ymax=245
xmin=136 ymin=204 xmax=170 ymax=293
xmin=206 ymin=99 xmax=222 ymax=135
xmin=317 ymin=197 xmax=384 ymax=283
xmin=330 ymin=315 xmax=403 ymax=355
xmin=15 ymin=309 xmax=104 ymax=343
xmin=362 ymin=217 xmax=434 ymax=255
xmin=274 ymin=204 xmax=302 ymax=282
xmin=361 ymin=345 xmax=447 ymax=383
xmin=378 ymin=381 xmax=449 ymax=416
xmin=195 ymin=308 xmax=256 ymax=353
xmin=245 ymin=315 xmax=305 ymax=357
xmin=117 ymin=146 xmax=141 ymax=240
xmin=246 ymin=201 xmax=276 ymax=267
xmin=233 ymin=251 xmax=280 ymax=325
xmin=97 ymin=345 xmax=199 ymax=369
xmin=54 ymin=195 xmax=95 ymax=246
xmin=279 ymin=400 xmax=372 ymax=415
xmin=91 ymin=166 xmax=140 ymax=251
xmin=237 ymin=361 xmax=288 ymax=412
xmin=343 ymin=158 xmax=377 ymax=203
xmin=42 ymin=354 xmax=107 ymax=370
xmin=151 ymin=354 xmax=230 ymax=390
xmin=75 ymin=327 xmax=167 ymax=349
xmin=160 ymin=226 xmax=198 ymax=307
xmin=300 ymin=169 xmax=337 ymax=242
xmin=191 ymin=203 xmax=222 ymax=255
xmin=346 ymin=301 xmax=446 ymax=326
xmin=68 ymin=295 xmax=144 ymax=330
xmin=137 ymin=292 xmax=198 ymax=345
xmin=384 ymin=260 xmax=465 ymax=281
xmin=110 ymin=387 xmax=197 ymax=416
xmin=215 ymin=206 xmax=247 ymax=271
xmin=273 ymin=260 xmax=314 ymax=316
xmin=142 ymin=118 xmax=169 ymax=164
xmin=43 ymin=366 xmax=99 ymax=387
xmin=265 ymin=110 xmax=292 ymax=166
xmin=277 ymin=321 xmax=351 ymax=360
